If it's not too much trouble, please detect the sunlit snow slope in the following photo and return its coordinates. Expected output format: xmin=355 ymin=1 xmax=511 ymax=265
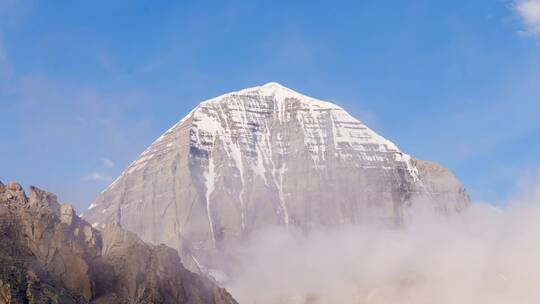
xmin=83 ymin=82 xmax=469 ymax=268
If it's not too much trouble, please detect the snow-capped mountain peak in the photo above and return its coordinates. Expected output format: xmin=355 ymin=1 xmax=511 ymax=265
xmin=200 ymin=82 xmax=339 ymax=109
xmin=83 ymin=83 xmax=469 ymax=272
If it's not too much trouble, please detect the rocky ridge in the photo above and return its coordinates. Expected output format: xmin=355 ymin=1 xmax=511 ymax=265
xmin=0 ymin=181 xmax=237 ymax=304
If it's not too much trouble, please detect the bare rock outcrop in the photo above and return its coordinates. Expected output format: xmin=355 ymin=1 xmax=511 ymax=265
xmin=0 ymin=181 xmax=237 ymax=304
xmin=413 ymin=159 xmax=470 ymax=213
xmin=92 ymin=225 xmax=236 ymax=304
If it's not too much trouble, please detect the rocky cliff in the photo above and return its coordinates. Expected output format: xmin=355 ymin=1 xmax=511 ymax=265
xmin=83 ymin=82 xmax=470 ymax=272
xmin=0 ymin=181 xmax=237 ymax=304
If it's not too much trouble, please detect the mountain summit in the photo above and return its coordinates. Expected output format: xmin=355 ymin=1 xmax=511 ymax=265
xmin=83 ymin=83 xmax=469 ymax=270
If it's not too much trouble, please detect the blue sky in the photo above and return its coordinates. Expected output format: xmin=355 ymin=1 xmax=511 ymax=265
xmin=1 ymin=0 xmax=540 ymax=211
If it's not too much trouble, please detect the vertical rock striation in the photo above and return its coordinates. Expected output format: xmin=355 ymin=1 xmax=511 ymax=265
xmin=83 ymin=82 xmax=470 ymax=270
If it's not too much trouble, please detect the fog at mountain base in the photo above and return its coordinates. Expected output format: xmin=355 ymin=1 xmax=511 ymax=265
xmin=225 ymin=171 xmax=540 ymax=304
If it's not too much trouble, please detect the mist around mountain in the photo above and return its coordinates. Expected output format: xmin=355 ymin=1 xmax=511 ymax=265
xmin=4 ymin=83 xmax=540 ymax=303
xmin=5 ymin=175 xmax=540 ymax=304
xmin=224 ymin=189 xmax=540 ymax=304
xmin=77 ymin=82 xmax=506 ymax=304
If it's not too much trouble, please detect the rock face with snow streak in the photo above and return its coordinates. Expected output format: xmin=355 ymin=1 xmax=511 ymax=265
xmin=83 ymin=82 xmax=469 ymax=268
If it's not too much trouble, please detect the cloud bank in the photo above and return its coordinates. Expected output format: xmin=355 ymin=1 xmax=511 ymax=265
xmin=223 ymin=170 xmax=540 ymax=304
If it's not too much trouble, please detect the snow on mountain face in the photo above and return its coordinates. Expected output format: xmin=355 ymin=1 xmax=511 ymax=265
xmin=83 ymin=82 xmax=469 ymax=269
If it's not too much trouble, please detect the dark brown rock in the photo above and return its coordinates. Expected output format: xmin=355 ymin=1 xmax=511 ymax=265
xmin=0 ymin=183 xmax=237 ymax=304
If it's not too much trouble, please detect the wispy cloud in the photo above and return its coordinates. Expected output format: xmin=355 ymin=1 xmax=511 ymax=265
xmin=515 ymin=0 xmax=540 ymax=35
xmin=101 ymin=157 xmax=114 ymax=167
xmin=83 ymin=172 xmax=112 ymax=182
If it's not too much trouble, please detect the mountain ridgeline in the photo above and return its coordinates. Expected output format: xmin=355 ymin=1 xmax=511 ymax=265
xmin=0 ymin=181 xmax=237 ymax=304
xmin=83 ymin=83 xmax=470 ymax=272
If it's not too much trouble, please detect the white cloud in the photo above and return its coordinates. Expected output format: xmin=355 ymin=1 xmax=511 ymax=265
xmin=225 ymin=170 xmax=540 ymax=303
xmin=515 ymin=0 xmax=540 ymax=35
xmin=83 ymin=172 xmax=112 ymax=182
xmin=101 ymin=157 xmax=114 ymax=167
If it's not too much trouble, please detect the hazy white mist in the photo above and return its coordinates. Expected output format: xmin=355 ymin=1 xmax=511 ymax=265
xmin=224 ymin=170 xmax=540 ymax=304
